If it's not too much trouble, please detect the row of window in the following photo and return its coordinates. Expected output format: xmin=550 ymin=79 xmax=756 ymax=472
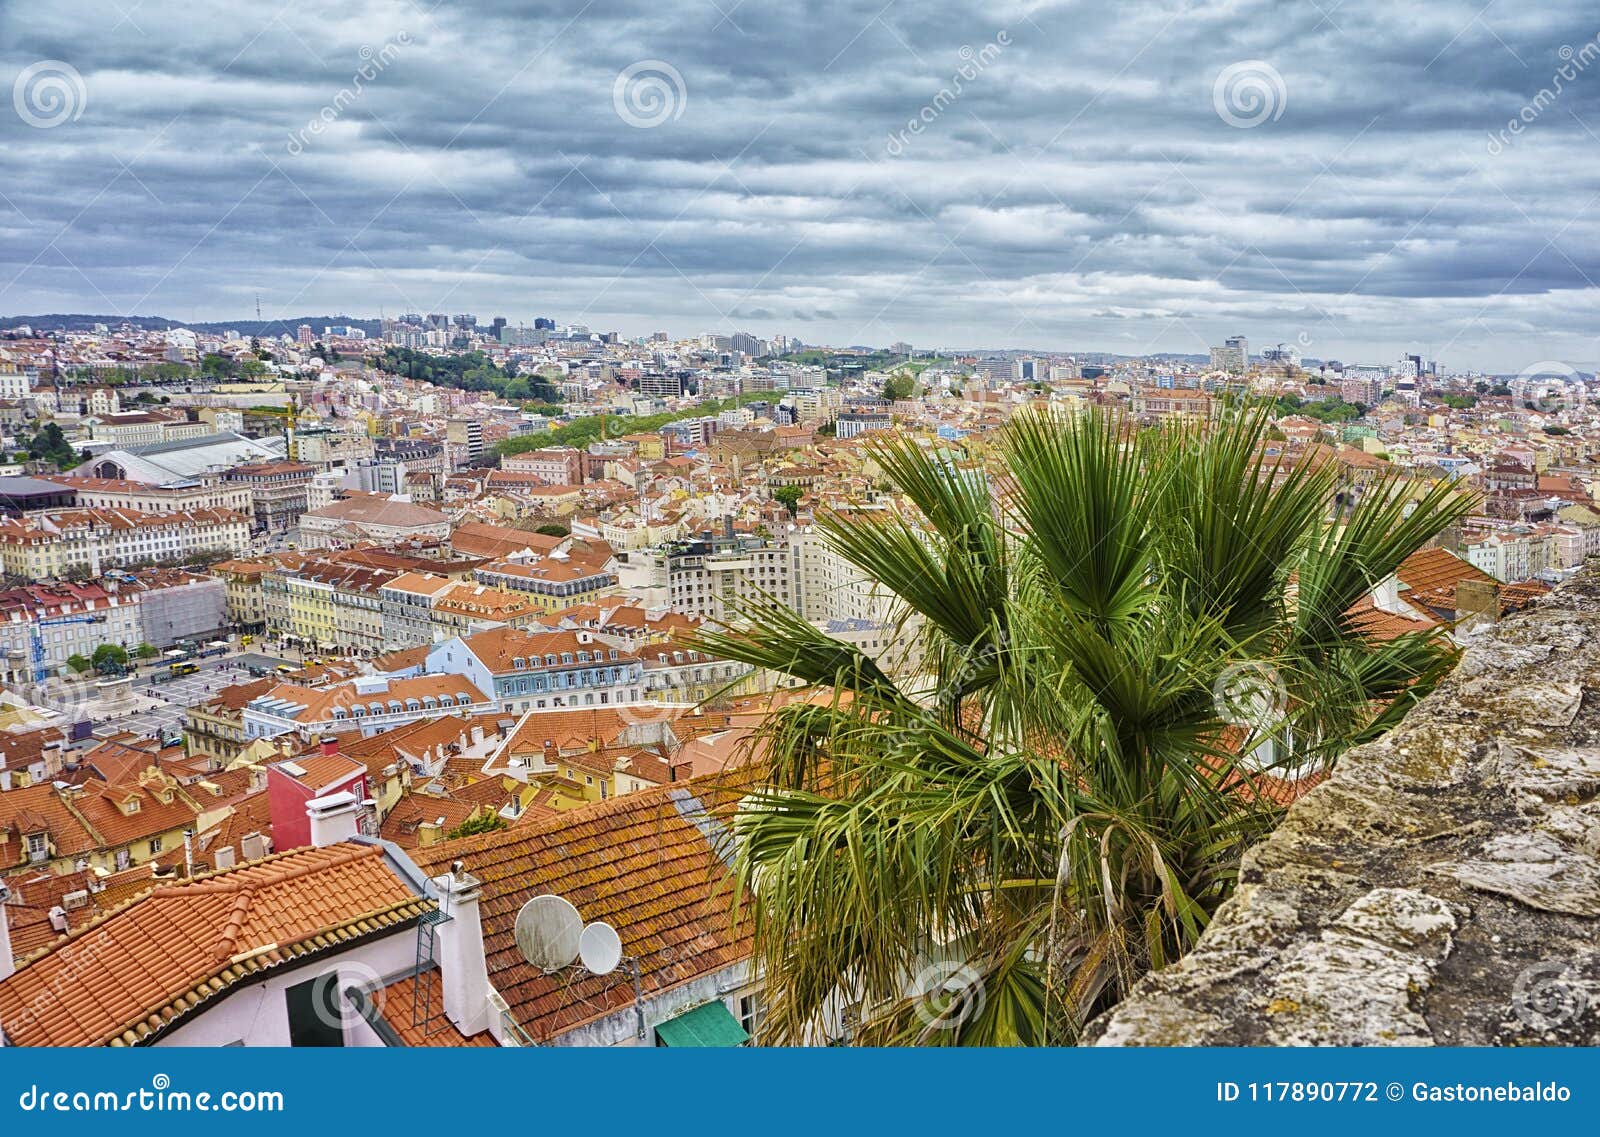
xmin=500 ymin=666 xmax=636 ymax=694
xmin=510 ymin=647 xmax=618 ymax=668
xmin=328 ymin=692 xmax=476 ymax=720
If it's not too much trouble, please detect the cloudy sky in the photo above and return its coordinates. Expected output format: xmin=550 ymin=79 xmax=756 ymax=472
xmin=2 ymin=0 xmax=1598 ymax=369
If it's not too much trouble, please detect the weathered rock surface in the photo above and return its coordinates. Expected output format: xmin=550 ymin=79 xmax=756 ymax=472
xmin=1087 ymin=571 xmax=1600 ymax=1046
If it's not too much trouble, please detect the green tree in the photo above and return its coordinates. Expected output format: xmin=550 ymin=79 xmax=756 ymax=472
xmin=64 ymin=654 xmax=92 ymax=675
xmin=883 ymin=372 xmax=919 ymax=401
xmin=135 ymin=642 xmax=159 ymax=660
xmin=697 ymin=405 xmax=1473 ymax=1046
xmin=446 ymin=812 xmax=507 ymax=840
xmin=534 ymin=522 xmax=570 ymax=538
xmin=773 ymin=484 xmax=803 ymax=517
xmin=26 ymin=422 xmax=79 ymax=468
xmin=92 ymin=644 xmax=129 ymax=673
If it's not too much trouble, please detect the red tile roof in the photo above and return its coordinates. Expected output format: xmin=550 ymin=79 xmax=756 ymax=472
xmin=377 ymin=969 xmax=496 ymax=1047
xmin=0 ymin=842 xmax=428 ymax=1047
xmin=409 ymin=776 xmax=751 ymax=1043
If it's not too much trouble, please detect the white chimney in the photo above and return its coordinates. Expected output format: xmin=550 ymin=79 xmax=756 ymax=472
xmin=431 ymin=864 xmax=491 ymax=1036
xmin=240 ymin=832 xmax=269 ymax=861
xmin=307 ymin=791 xmax=361 ymax=848
xmin=0 ymin=884 xmax=15 ymax=982
xmin=213 ymin=845 xmax=237 ymax=871
xmin=1371 ymin=572 xmax=1402 ymax=614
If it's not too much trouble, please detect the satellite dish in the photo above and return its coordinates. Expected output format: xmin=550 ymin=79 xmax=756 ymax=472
xmin=579 ymin=921 xmax=623 ymax=976
xmin=513 ymin=895 xmax=582 ymax=972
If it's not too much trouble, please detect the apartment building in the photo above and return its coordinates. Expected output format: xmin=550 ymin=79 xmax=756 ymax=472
xmin=262 ymin=559 xmax=400 ymax=655
xmin=378 ymin=572 xmax=457 ymax=649
xmin=222 ymin=460 xmax=314 ymax=533
xmin=500 ymin=446 xmax=584 ymax=485
xmin=297 ymin=492 xmax=451 ymax=550
xmin=421 ymin=626 xmax=644 ymax=715
xmin=0 ymin=583 xmax=143 ymax=684
xmin=243 ymin=673 xmax=495 ymax=741
xmin=0 ymin=506 xmax=250 ymax=578
xmin=472 ymin=552 xmax=617 ymax=612
xmin=45 ymin=473 xmax=254 ymax=516
xmin=656 ymin=527 xmax=794 ymax=624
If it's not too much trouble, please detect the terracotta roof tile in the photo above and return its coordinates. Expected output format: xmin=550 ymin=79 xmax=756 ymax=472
xmin=377 ymin=969 xmax=496 ymax=1046
xmin=409 ymin=775 xmax=753 ymax=1043
xmin=0 ymin=842 xmax=426 ymax=1047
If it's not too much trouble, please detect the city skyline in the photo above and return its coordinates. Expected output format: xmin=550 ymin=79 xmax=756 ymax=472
xmin=3 ymin=2 xmax=1599 ymax=371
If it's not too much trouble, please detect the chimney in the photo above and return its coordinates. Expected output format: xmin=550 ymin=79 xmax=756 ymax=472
xmin=418 ymin=818 xmax=444 ymax=847
xmin=1455 ymin=579 xmax=1498 ymax=634
xmin=306 ymin=791 xmax=361 ymax=847
xmin=213 ymin=845 xmax=237 ymax=871
xmin=320 ymin=735 xmax=338 ymax=757
xmin=240 ymin=831 xmax=269 ymax=861
xmin=47 ymin=906 xmax=68 ymax=934
xmin=0 ymin=884 xmax=15 ymax=982
xmin=431 ymin=863 xmax=491 ymax=1036
xmin=470 ymin=724 xmax=485 ymax=747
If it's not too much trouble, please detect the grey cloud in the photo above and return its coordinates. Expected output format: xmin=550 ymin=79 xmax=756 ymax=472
xmin=1 ymin=0 xmax=1598 ymax=367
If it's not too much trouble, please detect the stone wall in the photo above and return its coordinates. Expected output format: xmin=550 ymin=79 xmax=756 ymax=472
xmin=1088 ymin=571 xmax=1600 ymax=1046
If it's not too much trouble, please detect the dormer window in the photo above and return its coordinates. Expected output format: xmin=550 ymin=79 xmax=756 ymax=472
xmin=122 ymin=799 xmax=140 ymax=815
xmin=513 ymin=657 xmax=526 ymax=669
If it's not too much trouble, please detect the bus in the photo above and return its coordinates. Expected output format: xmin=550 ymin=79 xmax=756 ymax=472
xmin=169 ymin=661 xmax=200 ymax=676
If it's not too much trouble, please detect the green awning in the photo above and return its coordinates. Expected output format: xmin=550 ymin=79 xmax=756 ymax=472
xmin=655 ymin=1001 xmax=749 ymax=1047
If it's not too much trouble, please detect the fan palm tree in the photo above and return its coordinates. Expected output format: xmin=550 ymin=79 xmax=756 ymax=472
xmin=698 ymin=403 xmax=1474 ymax=1046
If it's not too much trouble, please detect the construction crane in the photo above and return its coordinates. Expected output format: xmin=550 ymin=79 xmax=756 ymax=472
xmin=31 ymin=613 xmax=108 ymax=683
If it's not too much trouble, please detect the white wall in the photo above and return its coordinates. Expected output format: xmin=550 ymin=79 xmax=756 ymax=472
xmin=155 ymin=931 xmax=416 ymax=1047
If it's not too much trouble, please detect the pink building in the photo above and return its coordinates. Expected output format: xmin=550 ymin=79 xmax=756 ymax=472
xmin=266 ymin=741 xmax=369 ymax=850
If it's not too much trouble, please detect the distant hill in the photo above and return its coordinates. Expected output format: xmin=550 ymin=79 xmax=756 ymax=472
xmin=0 ymin=314 xmax=383 ymax=339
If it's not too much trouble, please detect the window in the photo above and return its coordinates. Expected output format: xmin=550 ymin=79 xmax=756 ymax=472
xmin=285 ymin=973 xmax=345 ymax=1047
xmin=738 ymin=992 xmax=767 ymax=1041
xmin=148 ymin=836 xmax=163 ymax=855
xmin=26 ymin=833 xmax=47 ymax=862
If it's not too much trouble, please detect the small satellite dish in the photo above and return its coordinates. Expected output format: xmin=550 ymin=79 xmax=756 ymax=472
xmin=513 ymin=895 xmax=582 ymax=972
xmin=579 ymin=921 xmax=623 ymax=976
